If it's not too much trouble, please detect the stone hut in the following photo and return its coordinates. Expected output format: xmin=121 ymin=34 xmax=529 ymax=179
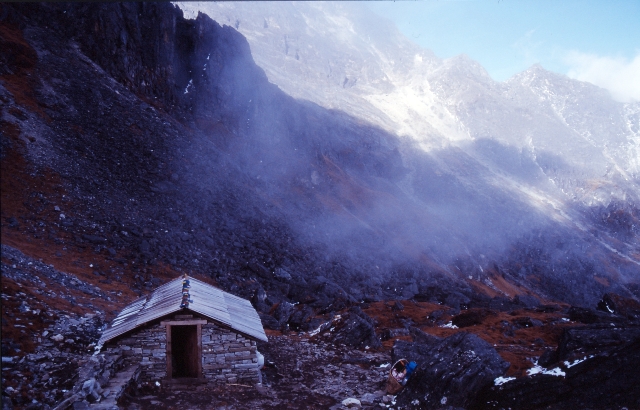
xmin=97 ymin=275 xmax=267 ymax=386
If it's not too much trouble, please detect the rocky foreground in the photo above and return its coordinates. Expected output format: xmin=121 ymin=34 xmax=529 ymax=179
xmin=3 ymin=244 xmax=640 ymax=410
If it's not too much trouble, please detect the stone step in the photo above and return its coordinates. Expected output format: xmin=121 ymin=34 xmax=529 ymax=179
xmin=89 ymin=364 xmax=140 ymax=410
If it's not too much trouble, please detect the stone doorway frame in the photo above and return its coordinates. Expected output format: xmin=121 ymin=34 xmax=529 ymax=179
xmin=162 ymin=319 xmax=207 ymax=380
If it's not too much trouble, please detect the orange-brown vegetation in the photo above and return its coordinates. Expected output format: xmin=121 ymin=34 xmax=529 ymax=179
xmin=362 ymin=300 xmax=573 ymax=377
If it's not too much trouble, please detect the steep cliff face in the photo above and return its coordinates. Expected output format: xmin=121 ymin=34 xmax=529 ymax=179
xmin=13 ymin=2 xmax=273 ymax=131
xmin=1 ymin=1 xmax=443 ymax=312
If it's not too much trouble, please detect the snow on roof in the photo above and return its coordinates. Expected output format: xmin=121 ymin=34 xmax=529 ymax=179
xmin=98 ymin=276 xmax=268 ymax=345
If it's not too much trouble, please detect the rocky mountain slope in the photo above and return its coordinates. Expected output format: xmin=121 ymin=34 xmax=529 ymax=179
xmin=1 ymin=3 xmax=639 ymax=409
xmin=179 ymin=1 xmax=640 ymax=306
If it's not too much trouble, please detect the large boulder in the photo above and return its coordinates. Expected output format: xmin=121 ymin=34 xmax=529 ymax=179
xmin=391 ymin=329 xmax=442 ymax=364
xmin=473 ymin=339 xmax=640 ymax=410
xmin=514 ymin=294 xmax=541 ymax=309
xmin=331 ymin=307 xmax=381 ymax=349
xmin=568 ymin=306 xmax=623 ymax=324
xmin=258 ymin=313 xmax=280 ymax=330
xmin=540 ymin=323 xmax=640 ymax=366
xmin=391 ymin=340 xmax=434 ymax=368
xmin=288 ymin=305 xmax=314 ymax=331
xmin=451 ymin=308 xmax=495 ymax=328
xmin=409 ymin=326 xmax=442 ymax=345
xmin=597 ymin=293 xmax=640 ymax=320
xmin=395 ymin=332 xmax=509 ymax=409
xmin=273 ymin=302 xmax=295 ymax=328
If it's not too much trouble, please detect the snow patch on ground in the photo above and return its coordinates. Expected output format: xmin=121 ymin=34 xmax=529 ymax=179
xmin=564 ymin=355 xmax=594 ymax=368
xmin=184 ymin=79 xmax=193 ymax=94
xmin=494 ymin=376 xmax=516 ymax=386
xmin=527 ymin=362 xmax=566 ymax=377
xmin=307 ymin=314 xmax=342 ymax=336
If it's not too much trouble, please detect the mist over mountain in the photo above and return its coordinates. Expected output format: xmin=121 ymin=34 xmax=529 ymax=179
xmin=174 ymin=2 xmax=640 ymax=305
xmin=2 ymin=2 xmax=638 ymax=309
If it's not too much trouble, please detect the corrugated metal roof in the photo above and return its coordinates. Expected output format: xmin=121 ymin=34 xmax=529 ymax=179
xmin=98 ymin=276 xmax=268 ymax=345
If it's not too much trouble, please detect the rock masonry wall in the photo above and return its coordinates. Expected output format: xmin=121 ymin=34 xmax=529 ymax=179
xmin=103 ymin=322 xmax=167 ymax=383
xmin=102 ymin=319 xmax=260 ymax=386
xmin=201 ymin=322 xmax=261 ymax=385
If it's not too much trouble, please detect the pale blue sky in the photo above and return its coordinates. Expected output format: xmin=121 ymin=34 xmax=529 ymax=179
xmin=368 ymin=0 xmax=640 ymax=101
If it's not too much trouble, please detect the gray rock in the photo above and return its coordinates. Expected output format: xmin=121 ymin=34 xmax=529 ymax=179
xmin=409 ymin=327 xmax=442 ymax=345
xmin=381 ymin=328 xmax=409 ymax=341
xmin=72 ymin=401 xmax=89 ymax=410
xmin=82 ymin=235 xmax=106 ymax=244
xmin=392 ymin=339 xmax=437 ymax=366
xmin=474 ymin=339 xmax=640 ymax=410
xmin=452 ymin=308 xmax=496 ymax=328
xmin=331 ymin=308 xmax=381 ymax=349
xmin=149 ymin=181 xmax=174 ymax=194
xmin=341 ymin=397 xmax=361 ymax=407
xmin=139 ymin=240 xmax=150 ymax=253
xmin=81 ymin=378 xmax=102 ymax=402
xmin=259 ymin=313 xmax=280 ymax=330
xmin=360 ymin=392 xmax=378 ymax=404
xmin=288 ymin=305 xmax=314 ymax=331
xmin=568 ymin=306 xmax=629 ymax=325
xmin=445 ymin=292 xmax=471 ymax=311
xmin=2 ymin=396 xmax=13 ymax=410
xmin=273 ymin=302 xmax=295 ymax=327
xmin=597 ymin=293 xmax=640 ymax=318
xmin=514 ymin=294 xmax=540 ymax=308
xmin=556 ymin=323 xmax=640 ymax=363
xmin=274 ymin=267 xmax=292 ymax=281
xmin=396 ymin=332 xmax=509 ymax=409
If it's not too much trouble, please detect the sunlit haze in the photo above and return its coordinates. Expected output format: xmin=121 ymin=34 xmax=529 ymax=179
xmin=368 ymin=0 xmax=640 ymax=102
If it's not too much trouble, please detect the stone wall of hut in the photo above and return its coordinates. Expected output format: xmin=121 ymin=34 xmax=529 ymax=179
xmin=103 ymin=322 xmax=167 ymax=384
xmin=201 ymin=322 xmax=261 ymax=385
xmin=102 ymin=319 xmax=260 ymax=386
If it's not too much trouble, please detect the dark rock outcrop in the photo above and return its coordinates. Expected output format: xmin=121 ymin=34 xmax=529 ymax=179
xmin=514 ymin=294 xmax=541 ymax=309
xmin=380 ymin=328 xmax=409 ymax=341
xmin=391 ymin=339 xmax=438 ymax=367
xmin=451 ymin=308 xmax=496 ymax=328
xmin=330 ymin=307 xmax=381 ymax=349
xmin=258 ymin=313 xmax=280 ymax=330
xmin=8 ymin=2 xmax=269 ymax=128
xmin=567 ymin=306 xmax=624 ymax=325
xmin=273 ymin=301 xmax=295 ymax=329
xmin=472 ymin=339 xmax=640 ymax=410
xmin=555 ymin=324 xmax=640 ymax=364
xmin=597 ymin=292 xmax=640 ymax=320
xmin=409 ymin=326 xmax=442 ymax=345
xmin=395 ymin=332 xmax=509 ymax=409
